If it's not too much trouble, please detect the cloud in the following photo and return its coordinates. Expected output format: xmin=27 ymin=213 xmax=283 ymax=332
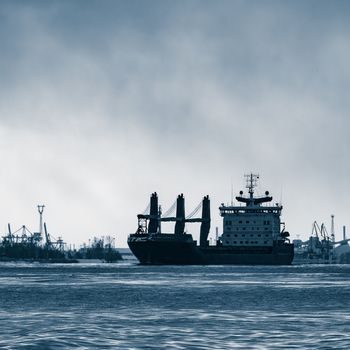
xmin=0 ymin=0 xmax=350 ymax=245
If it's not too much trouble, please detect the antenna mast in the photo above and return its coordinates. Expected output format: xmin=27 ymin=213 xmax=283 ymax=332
xmin=245 ymin=173 xmax=259 ymax=199
xmin=331 ymin=214 xmax=335 ymax=243
xmin=37 ymin=205 xmax=45 ymax=239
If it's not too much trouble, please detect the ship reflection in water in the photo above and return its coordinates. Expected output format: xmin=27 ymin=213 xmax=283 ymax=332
xmin=0 ymin=263 xmax=349 ymax=349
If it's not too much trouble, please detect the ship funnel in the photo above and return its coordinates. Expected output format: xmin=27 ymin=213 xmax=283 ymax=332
xmin=174 ymin=194 xmax=185 ymax=235
xmin=148 ymin=192 xmax=159 ymax=233
xmin=200 ymin=195 xmax=211 ymax=246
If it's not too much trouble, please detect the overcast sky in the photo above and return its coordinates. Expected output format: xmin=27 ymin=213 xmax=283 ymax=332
xmin=1 ymin=0 xmax=350 ymax=247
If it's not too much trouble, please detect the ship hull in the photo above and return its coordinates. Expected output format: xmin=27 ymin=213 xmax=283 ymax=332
xmin=128 ymin=234 xmax=294 ymax=265
xmin=127 ymin=234 xmax=201 ymax=264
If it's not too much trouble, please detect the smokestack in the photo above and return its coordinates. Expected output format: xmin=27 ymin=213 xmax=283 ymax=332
xmin=148 ymin=192 xmax=159 ymax=233
xmin=174 ymin=194 xmax=185 ymax=235
xmin=200 ymin=195 xmax=211 ymax=246
xmin=343 ymin=226 xmax=346 ymax=241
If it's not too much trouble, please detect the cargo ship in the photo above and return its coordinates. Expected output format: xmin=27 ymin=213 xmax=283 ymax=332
xmin=128 ymin=174 xmax=294 ymax=265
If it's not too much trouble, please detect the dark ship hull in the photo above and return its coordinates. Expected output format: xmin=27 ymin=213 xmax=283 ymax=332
xmin=128 ymin=234 xmax=294 ymax=265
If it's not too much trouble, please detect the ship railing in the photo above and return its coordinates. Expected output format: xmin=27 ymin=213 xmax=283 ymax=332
xmin=219 ymin=207 xmax=281 ymax=215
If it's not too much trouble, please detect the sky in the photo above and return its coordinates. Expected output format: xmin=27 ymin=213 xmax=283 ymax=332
xmin=0 ymin=0 xmax=350 ymax=247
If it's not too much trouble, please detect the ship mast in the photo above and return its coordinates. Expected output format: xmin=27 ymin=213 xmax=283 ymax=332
xmin=245 ymin=173 xmax=259 ymax=200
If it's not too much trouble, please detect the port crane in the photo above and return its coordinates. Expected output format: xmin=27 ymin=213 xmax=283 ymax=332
xmin=2 ymin=205 xmax=65 ymax=251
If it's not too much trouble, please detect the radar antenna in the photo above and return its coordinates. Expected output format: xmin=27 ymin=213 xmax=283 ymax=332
xmin=245 ymin=173 xmax=259 ymax=199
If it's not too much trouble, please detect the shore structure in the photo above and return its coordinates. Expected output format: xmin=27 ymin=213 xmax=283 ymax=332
xmin=0 ymin=206 xmax=122 ymax=263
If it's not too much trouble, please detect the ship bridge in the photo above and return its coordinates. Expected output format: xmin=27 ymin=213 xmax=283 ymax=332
xmin=219 ymin=174 xmax=285 ymax=248
xmin=220 ymin=173 xmax=282 ymax=216
xmin=219 ymin=203 xmax=282 ymax=216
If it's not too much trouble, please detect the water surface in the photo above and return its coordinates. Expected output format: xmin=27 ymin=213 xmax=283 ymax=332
xmin=0 ymin=262 xmax=349 ymax=349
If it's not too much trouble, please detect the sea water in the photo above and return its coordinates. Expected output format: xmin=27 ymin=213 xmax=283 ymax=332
xmin=0 ymin=262 xmax=349 ymax=349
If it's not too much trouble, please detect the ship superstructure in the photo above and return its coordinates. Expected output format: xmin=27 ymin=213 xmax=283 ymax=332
xmin=219 ymin=174 xmax=288 ymax=248
xmin=128 ymin=174 xmax=294 ymax=265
